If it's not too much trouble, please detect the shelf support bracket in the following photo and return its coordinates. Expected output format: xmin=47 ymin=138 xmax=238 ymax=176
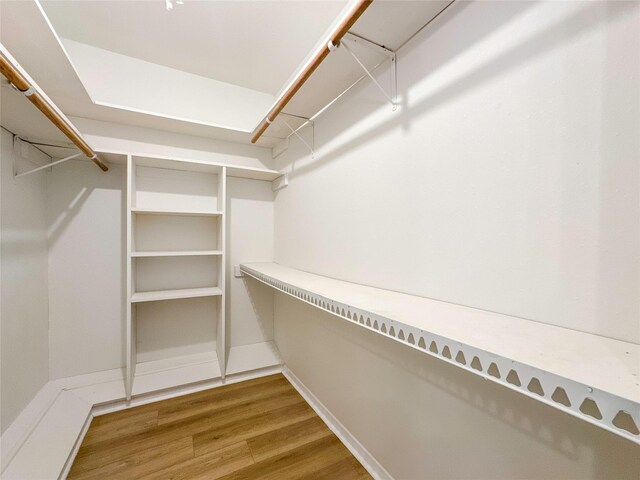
xmin=279 ymin=116 xmax=315 ymax=159
xmin=14 ymin=149 xmax=82 ymax=179
xmin=341 ymin=40 xmax=397 ymax=110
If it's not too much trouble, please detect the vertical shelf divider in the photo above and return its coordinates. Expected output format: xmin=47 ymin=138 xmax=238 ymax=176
xmin=217 ymin=167 xmax=227 ymax=380
xmin=125 ymin=155 xmax=135 ymax=400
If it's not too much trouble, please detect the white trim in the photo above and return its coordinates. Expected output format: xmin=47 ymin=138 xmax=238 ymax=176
xmin=59 ymin=410 xmax=93 ymax=480
xmin=0 ymin=382 xmax=62 ymax=471
xmin=1 ymin=390 xmax=91 ymax=480
xmin=282 ymin=367 xmax=393 ymax=480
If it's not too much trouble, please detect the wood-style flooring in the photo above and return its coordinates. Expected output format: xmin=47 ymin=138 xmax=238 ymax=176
xmin=68 ymin=373 xmax=372 ymax=479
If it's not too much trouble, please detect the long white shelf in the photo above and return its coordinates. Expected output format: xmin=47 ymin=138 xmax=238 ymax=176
xmin=131 ymin=207 xmax=223 ymax=217
xmin=131 ymin=250 xmax=223 ymax=257
xmin=131 ymin=286 xmax=223 ymax=303
xmin=240 ymin=262 xmax=640 ymax=443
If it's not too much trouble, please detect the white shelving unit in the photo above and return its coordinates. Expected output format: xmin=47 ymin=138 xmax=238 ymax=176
xmin=240 ymin=262 xmax=640 ymax=444
xmin=126 ymin=155 xmax=227 ymax=399
xmin=125 ymin=155 xmax=283 ymax=400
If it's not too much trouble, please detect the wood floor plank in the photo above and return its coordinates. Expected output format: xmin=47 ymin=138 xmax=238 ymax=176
xmin=82 ymin=410 xmax=158 ymax=447
xmin=69 ymin=436 xmax=193 ymax=480
xmin=137 ymin=441 xmax=254 ymax=480
xmin=304 ymin=455 xmax=372 ymax=480
xmin=216 ymin=435 xmax=356 ymax=480
xmin=157 ymin=376 xmax=294 ymax=425
xmin=91 ymin=373 xmax=286 ymax=427
xmin=193 ymin=402 xmax=317 ymax=456
xmin=74 ymin=388 xmax=304 ymax=470
xmin=246 ymin=416 xmax=332 ymax=462
xmin=69 ymin=374 xmax=372 ymax=480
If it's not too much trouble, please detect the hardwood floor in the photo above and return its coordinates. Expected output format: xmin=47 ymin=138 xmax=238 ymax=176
xmin=69 ymin=374 xmax=372 ymax=479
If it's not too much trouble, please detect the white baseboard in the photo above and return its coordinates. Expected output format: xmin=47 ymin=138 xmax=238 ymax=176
xmin=282 ymin=367 xmax=393 ymax=480
xmin=59 ymin=409 xmax=93 ymax=480
xmin=0 ymin=382 xmax=63 ymax=471
xmin=2 ymin=389 xmax=92 ymax=480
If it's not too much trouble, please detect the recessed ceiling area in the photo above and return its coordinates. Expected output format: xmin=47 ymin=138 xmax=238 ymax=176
xmin=1 ymin=0 xmax=453 ymax=155
xmin=40 ymin=0 xmax=348 ymax=96
xmin=36 ymin=0 xmax=353 ymax=134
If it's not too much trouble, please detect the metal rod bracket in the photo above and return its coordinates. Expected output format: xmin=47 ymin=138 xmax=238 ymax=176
xmin=14 ymin=152 xmax=83 ymax=178
xmin=280 ymin=117 xmax=314 ymax=159
xmin=341 ymin=40 xmax=397 ymax=110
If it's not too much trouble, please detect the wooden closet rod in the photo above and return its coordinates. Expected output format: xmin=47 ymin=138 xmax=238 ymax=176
xmin=250 ymin=0 xmax=372 ymax=144
xmin=0 ymin=50 xmax=108 ymax=172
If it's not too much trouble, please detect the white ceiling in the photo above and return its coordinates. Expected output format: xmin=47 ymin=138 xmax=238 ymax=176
xmin=40 ymin=0 xmax=347 ymax=96
xmin=1 ymin=0 xmax=452 ymax=155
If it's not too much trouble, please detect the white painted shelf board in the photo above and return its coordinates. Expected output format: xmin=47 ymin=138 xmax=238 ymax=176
xmin=132 ymin=352 xmax=222 ymax=396
xmin=132 ymin=207 xmax=223 ymax=217
xmin=226 ymin=341 xmax=283 ymax=376
xmin=2 ymin=390 xmax=91 ymax=480
xmin=128 ymin=154 xmax=281 ymax=181
xmin=241 ymin=262 xmax=640 ymax=443
xmin=134 ymin=156 xmax=223 ymax=174
xmin=132 ymin=250 xmax=223 ymax=257
xmin=226 ymin=165 xmax=281 ymax=181
xmin=131 ymin=286 xmax=223 ymax=303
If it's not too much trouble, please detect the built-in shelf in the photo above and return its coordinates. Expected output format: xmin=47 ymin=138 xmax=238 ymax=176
xmin=240 ymin=262 xmax=640 ymax=444
xmin=131 ymin=250 xmax=223 ymax=257
xmin=128 ymin=154 xmax=282 ymax=181
xmin=132 ymin=207 xmax=223 ymax=217
xmin=226 ymin=341 xmax=282 ymax=376
xmin=131 ymin=286 xmax=223 ymax=303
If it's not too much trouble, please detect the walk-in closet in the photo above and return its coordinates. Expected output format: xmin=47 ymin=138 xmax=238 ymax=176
xmin=1 ymin=0 xmax=638 ymax=478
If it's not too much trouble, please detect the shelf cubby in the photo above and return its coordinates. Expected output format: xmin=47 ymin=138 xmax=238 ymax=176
xmin=133 ymin=214 xmax=220 ymax=253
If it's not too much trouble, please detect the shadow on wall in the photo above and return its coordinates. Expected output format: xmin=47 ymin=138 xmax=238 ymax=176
xmin=225 ymin=177 xmax=275 ymax=352
xmin=280 ymin=0 xmax=636 ymax=180
xmin=273 ymin=0 xmax=640 ymax=343
xmin=277 ymin=294 xmax=640 ymax=479
xmin=594 ymin=1 xmax=640 ymax=341
xmin=44 ymin=160 xmax=128 ymax=374
xmin=243 ymin=277 xmax=275 ymax=341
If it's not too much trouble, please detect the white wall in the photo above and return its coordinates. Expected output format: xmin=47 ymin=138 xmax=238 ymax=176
xmin=275 ymin=0 xmax=639 ymax=343
xmin=47 ymin=128 xmax=275 ymax=379
xmin=226 ymin=177 xmax=274 ymax=349
xmin=275 ymin=294 xmax=640 ymax=479
xmin=47 ymin=159 xmax=125 ymax=379
xmin=273 ymin=1 xmax=639 ymax=478
xmin=0 ymin=130 xmax=50 ymax=433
